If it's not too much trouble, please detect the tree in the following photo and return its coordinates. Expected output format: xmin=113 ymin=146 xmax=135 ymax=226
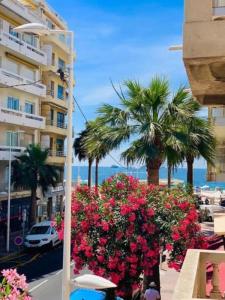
xmin=182 ymin=117 xmax=216 ymax=188
xmin=83 ymin=120 xmax=114 ymax=188
xmin=56 ymin=174 xmax=208 ymax=299
xmin=73 ymin=126 xmax=94 ymax=188
xmin=12 ymin=144 xmax=59 ymax=224
xmin=97 ymin=77 xmax=198 ymax=185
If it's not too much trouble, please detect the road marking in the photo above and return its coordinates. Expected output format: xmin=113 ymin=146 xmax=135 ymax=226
xmin=29 ymin=279 xmax=48 ymax=292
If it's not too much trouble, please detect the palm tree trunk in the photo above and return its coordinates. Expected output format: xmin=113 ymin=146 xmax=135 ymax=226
xmin=168 ymin=163 xmax=172 ymax=188
xmin=88 ymin=158 xmax=92 ymax=188
xmin=30 ymin=189 xmax=37 ymax=225
xmin=146 ymin=160 xmax=162 ymax=185
xmin=187 ymin=156 xmax=194 ymax=188
xmin=95 ymin=158 xmax=99 ymax=189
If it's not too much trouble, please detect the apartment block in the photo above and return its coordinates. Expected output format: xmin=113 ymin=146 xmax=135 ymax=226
xmin=0 ymin=0 xmax=71 ymax=230
xmin=184 ymin=0 xmax=225 ymax=182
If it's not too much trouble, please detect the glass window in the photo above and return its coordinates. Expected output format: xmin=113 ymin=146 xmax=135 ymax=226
xmin=57 ymin=112 xmax=65 ymax=128
xmin=25 ymin=102 xmax=34 ymax=114
xmin=7 ymin=97 xmax=19 ymax=111
xmin=58 ymin=58 xmax=65 ymax=71
xmin=6 ymin=132 xmax=19 ymax=147
xmin=57 ymin=85 xmax=64 ymax=100
xmin=30 ymin=226 xmax=51 ymax=235
xmin=22 ymin=33 xmax=37 ymax=47
xmin=9 ymin=25 xmax=19 ymax=38
xmin=52 ymin=53 xmax=55 ymax=66
xmin=46 ymin=19 xmax=55 ymax=30
xmin=59 ymin=34 xmax=66 ymax=44
xmin=56 ymin=139 xmax=64 ymax=152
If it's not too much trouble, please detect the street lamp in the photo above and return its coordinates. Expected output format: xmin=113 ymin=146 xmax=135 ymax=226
xmin=6 ymin=130 xmax=25 ymax=252
xmin=14 ymin=23 xmax=74 ymax=300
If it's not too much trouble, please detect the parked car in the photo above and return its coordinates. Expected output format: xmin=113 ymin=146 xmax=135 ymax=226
xmin=24 ymin=221 xmax=61 ymax=249
xmin=199 ymin=205 xmax=225 ymax=222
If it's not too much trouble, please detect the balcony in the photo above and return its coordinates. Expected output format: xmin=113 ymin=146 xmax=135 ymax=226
xmin=42 ymin=34 xmax=70 ymax=54
xmin=0 ymin=29 xmax=47 ymax=66
xmin=47 ymin=150 xmax=66 ymax=165
xmin=0 ymin=68 xmax=46 ymax=97
xmin=0 ymin=106 xmax=46 ymax=129
xmin=42 ymin=90 xmax=68 ymax=110
xmin=44 ymin=119 xmax=67 ymax=136
xmin=1 ymin=0 xmax=43 ymax=24
xmin=0 ymin=146 xmax=25 ymax=161
xmin=173 ymin=249 xmax=225 ymax=299
xmin=183 ymin=0 xmax=225 ymax=105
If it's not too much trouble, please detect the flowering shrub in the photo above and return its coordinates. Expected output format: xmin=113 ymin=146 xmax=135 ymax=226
xmin=57 ymin=174 xmax=207 ymax=299
xmin=0 ymin=269 xmax=31 ymax=300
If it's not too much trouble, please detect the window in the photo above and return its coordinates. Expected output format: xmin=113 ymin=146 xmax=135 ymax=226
xmin=46 ymin=19 xmax=55 ymax=30
xmin=52 ymin=53 xmax=55 ymax=66
xmin=57 ymin=85 xmax=64 ymax=100
xmin=9 ymin=25 xmax=19 ymax=38
xmin=58 ymin=58 xmax=65 ymax=71
xmin=50 ymin=109 xmax=54 ymax=124
xmin=50 ymin=81 xmax=55 ymax=97
xmin=57 ymin=112 xmax=65 ymax=128
xmin=6 ymin=132 xmax=19 ymax=147
xmin=7 ymin=97 xmax=19 ymax=111
xmin=25 ymin=102 xmax=34 ymax=114
xmin=22 ymin=33 xmax=37 ymax=47
xmin=56 ymin=139 xmax=64 ymax=153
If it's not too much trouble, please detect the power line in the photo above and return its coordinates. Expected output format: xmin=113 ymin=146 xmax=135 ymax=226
xmin=73 ymin=95 xmax=88 ymax=123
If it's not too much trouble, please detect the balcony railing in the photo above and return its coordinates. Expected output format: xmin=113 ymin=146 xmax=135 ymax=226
xmin=0 ymin=106 xmax=46 ymax=129
xmin=213 ymin=0 xmax=225 ymax=16
xmin=49 ymin=150 xmax=66 ymax=157
xmin=212 ymin=116 xmax=225 ymax=126
xmin=0 ymin=68 xmax=46 ymax=97
xmin=47 ymin=90 xmax=55 ymax=98
xmin=46 ymin=119 xmax=67 ymax=129
xmin=173 ymin=249 xmax=225 ymax=300
xmin=0 ymin=26 xmax=47 ymax=65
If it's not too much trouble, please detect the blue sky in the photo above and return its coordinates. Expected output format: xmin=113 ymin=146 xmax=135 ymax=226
xmin=48 ymin=0 xmax=206 ymax=168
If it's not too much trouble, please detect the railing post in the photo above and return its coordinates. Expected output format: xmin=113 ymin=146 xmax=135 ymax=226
xmin=211 ymin=263 xmax=221 ymax=298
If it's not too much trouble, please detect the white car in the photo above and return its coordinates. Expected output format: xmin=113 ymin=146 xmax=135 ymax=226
xmin=24 ymin=221 xmax=61 ymax=248
xmin=199 ymin=205 xmax=225 ymax=222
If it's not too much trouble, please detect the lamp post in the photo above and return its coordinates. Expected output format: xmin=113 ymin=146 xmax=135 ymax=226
xmin=14 ymin=23 xmax=74 ymax=300
xmin=6 ymin=130 xmax=25 ymax=252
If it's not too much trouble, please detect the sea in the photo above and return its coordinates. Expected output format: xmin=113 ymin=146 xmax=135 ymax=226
xmin=72 ymin=166 xmax=225 ymax=189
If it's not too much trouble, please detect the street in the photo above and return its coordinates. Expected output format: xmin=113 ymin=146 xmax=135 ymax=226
xmin=0 ymin=245 xmax=82 ymax=300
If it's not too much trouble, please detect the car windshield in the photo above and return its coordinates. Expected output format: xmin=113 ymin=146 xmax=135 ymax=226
xmin=29 ymin=226 xmax=50 ymax=235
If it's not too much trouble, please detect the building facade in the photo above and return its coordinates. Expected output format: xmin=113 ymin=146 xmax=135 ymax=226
xmin=184 ymin=0 xmax=225 ymax=182
xmin=0 ymin=0 xmax=71 ymax=229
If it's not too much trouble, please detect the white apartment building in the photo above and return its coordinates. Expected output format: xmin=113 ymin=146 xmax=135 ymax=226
xmin=0 ymin=0 xmax=71 ymax=230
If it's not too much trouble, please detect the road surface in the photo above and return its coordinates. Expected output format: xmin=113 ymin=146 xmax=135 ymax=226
xmin=0 ymin=245 xmax=86 ymax=300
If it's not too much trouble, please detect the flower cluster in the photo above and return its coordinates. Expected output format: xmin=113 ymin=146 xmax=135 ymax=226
xmin=57 ymin=174 xmax=207 ymax=298
xmin=0 ymin=269 xmax=31 ymax=300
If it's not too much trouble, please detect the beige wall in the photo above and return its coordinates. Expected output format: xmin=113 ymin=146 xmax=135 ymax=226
xmin=0 ymin=87 xmax=41 ymax=115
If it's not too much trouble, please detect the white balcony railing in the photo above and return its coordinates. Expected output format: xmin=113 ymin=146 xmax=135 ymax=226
xmin=49 ymin=150 xmax=66 ymax=157
xmin=0 ymin=68 xmax=46 ymax=97
xmin=0 ymin=30 xmax=47 ymax=65
xmin=0 ymin=146 xmax=25 ymax=161
xmin=0 ymin=106 xmax=46 ymax=129
xmin=173 ymin=249 xmax=225 ymax=300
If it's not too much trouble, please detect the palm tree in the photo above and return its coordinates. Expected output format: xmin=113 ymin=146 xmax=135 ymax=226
xmin=182 ymin=117 xmax=215 ymax=188
xmin=84 ymin=120 xmax=112 ymax=188
xmin=73 ymin=127 xmax=94 ymax=188
xmin=12 ymin=144 xmax=59 ymax=225
xmin=97 ymin=77 xmax=198 ymax=185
